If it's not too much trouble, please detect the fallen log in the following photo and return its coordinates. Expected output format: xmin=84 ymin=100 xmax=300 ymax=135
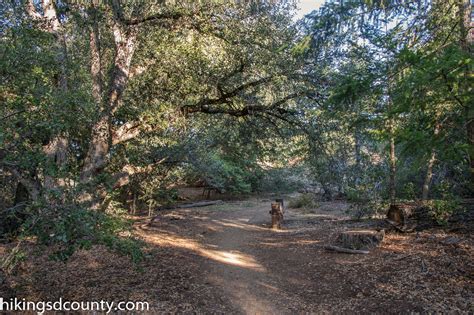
xmin=155 ymin=200 xmax=223 ymax=211
xmin=324 ymin=245 xmax=370 ymax=255
xmin=175 ymin=200 xmax=223 ymax=209
xmin=385 ymin=219 xmax=415 ymax=233
xmin=386 ymin=201 xmax=474 ymax=232
xmin=336 ymin=229 xmax=385 ymax=250
xmin=386 ymin=203 xmax=419 ymax=225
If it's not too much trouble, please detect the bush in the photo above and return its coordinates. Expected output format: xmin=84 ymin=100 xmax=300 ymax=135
xmin=190 ymin=152 xmax=253 ymax=194
xmin=401 ymin=182 xmax=417 ymax=200
xmin=345 ymin=187 xmax=362 ymax=202
xmin=288 ymin=193 xmax=318 ymax=209
xmin=427 ymin=181 xmax=461 ymax=225
xmin=20 ymin=201 xmax=143 ymax=262
xmin=0 ymin=204 xmax=29 ymax=240
xmin=347 ymin=200 xmax=387 ymax=220
xmin=258 ymin=167 xmax=311 ymax=193
xmin=426 ymin=199 xmax=460 ymax=226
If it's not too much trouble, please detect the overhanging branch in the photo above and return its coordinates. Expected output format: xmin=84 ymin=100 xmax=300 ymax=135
xmin=182 ymin=91 xmax=308 ymax=118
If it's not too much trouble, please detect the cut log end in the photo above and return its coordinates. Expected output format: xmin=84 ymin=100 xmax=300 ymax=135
xmin=386 ymin=203 xmax=418 ymax=225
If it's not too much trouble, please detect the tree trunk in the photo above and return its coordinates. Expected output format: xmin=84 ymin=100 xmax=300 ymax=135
xmin=89 ymin=4 xmax=103 ymax=106
xmin=7 ymin=167 xmax=40 ymax=202
xmin=42 ymin=136 xmax=68 ymax=192
xmin=81 ymin=114 xmax=110 ymax=181
xmin=275 ymin=198 xmax=285 ymax=213
xmin=389 ymin=132 xmax=396 ymax=205
xmin=81 ymin=22 xmax=137 ymax=182
xmin=354 ymin=127 xmax=362 ymax=185
xmin=270 ymin=202 xmax=283 ymax=229
xmin=458 ymin=0 xmax=473 ymax=192
xmin=353 ymin=100 xmax=362 ymax=184
xmin=386 ymin=203 xmax=417 ymax=226
xmin=335 ymin=230 xmax=384 ymax=250
xmin=421 ymin=150 xmax=436 ymax=201
xmin=422 ymin=123 xmax=440 ymax=201
xmin=355 ymin=129 xmax=362 ymax=168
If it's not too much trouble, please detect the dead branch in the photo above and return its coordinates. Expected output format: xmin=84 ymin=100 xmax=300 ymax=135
xmin=324 ymin=245 xmax=370 ymax=255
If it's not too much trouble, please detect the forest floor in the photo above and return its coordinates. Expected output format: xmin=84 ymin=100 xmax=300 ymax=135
xmin=0 ymin=193 xmax=473 ymax=313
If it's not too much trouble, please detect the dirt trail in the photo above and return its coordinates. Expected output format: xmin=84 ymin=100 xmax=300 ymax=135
xmin=1 ymin=197 xmax=472 ymax=313
xmin=141 ymin=198 xmax=347 ymax=313
xmin=142 ymin=198 xmax=473 ymax=313
xmin=203 ymin=202 xmax=282 ymax=314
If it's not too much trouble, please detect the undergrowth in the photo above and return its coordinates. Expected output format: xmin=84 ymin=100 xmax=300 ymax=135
xmin=288 ymin=193 xmax=318 ymax=209
xmin=1 ymin=200 xmax=143 ymax=266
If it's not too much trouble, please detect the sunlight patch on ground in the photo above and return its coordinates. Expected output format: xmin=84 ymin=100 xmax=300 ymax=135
xmin=136 ymin=225 xmax=265 ymax=271
xmin=201 ymin=250 xmax=265 ymax=270
xmin=212 ymin=219 xmax=269 ymax=231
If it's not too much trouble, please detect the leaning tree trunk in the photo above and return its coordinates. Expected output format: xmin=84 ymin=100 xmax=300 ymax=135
xmin=81 ymin=22 xmax=137 ymax=182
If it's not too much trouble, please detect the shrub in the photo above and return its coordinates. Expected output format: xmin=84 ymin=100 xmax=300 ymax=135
xmin=427 ymin=181 xmax=461 ymax=225
xmin=288 ymin=193 xmax=318 ymax=209
xmin=347 ymin=200 xmax=387 ymax=220
xmin=20 ymin=201 xmax=143 ymax=262
xmin=401 ymin=182 xmax=417 ymax=200
xmin=426 ymin=199 xmax=460 ymax=226
xmin=190 ymin=152 xmax=253 ymax=194
xmin=258 ymin=167 xmax=311 ymax=193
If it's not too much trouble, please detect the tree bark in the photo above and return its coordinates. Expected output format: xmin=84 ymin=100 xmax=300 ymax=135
xmin=7 ymin=167 xmax=41 ymax=201
xmin=81 ymin=21 xmax=137 ymax=181
xmin=270 ymin=202 xmax=283 ymax=229
xmin=354 ymin=126 xmax=362 ymax=185
xmin=79 ymin=2 xmax=189 ymax=185
xmin=389 ymin=131 xmax=396 ymax=205
xmin=458 ymin=0 xmax=473 ymax=192
xmin=386 ymin=79 xmax=397 ymax=205
xmin=421 ymin=150 xmax=436 ymax=201
xmin=336 ymin=230 xmax=384 ymax=250
xmin=422 ymin=123 xmax=441 ymax=201
xmin=355 ymin=129 xmax=362 ymax=169
xmin=89 ymin=4 xmax=103 ymax=105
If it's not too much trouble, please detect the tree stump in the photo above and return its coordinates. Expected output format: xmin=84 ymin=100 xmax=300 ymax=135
xmin=270 ymin=202 xmax=284 ymax=229
xmin=275 ymin=198 xmax=284 ymax=212
xmin=336 ymin=230 xmax=385 ymax=250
